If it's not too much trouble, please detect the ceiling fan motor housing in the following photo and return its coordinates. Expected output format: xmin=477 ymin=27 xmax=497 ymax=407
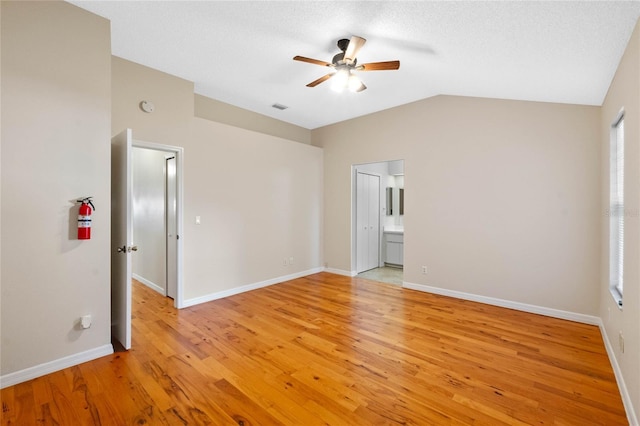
xmin=332 ymin=52 xmax=356 ymax=67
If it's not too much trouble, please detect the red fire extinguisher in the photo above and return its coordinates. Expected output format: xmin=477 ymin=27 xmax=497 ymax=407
xmin=77 ymin=197 xmax=95 ymax=240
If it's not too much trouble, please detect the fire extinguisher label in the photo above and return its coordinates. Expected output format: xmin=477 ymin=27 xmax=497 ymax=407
xmin=78 ymin=215 xmax=92 ymax=228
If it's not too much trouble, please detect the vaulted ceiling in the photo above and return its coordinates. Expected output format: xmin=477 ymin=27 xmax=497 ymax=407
xmin=70 ymin=1 xmax=640 ymax=129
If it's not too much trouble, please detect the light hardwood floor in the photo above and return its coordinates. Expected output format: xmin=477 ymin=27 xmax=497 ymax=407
xmin=1 ymin=272 xmax=627 ymax=425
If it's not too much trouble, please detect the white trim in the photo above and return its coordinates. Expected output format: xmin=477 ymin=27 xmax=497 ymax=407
xmin=182 ymin=267 xmax=324 ymax=308
xmin=402 ymin=281 xmax=600 ymax=325
xmin=598 ymin=321 xmax=638 ymax=426
xmin=609 ymin=287 xmax=624 ymax=311
xmin=133 ymin=273 xmax=165 ymax=296
xmin=613 ymin=108 xmax=625 ymax=128
xmin=325 ymin=267 xmax=357 ymax=277
xmin=0 ymin=344 xmax=113 ymax=389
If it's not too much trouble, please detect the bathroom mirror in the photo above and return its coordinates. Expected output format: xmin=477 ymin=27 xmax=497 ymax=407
xmin=386 ymin=187 xmax=404 ymax=216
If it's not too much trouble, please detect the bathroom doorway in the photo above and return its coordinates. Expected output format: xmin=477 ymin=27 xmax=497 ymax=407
xmin=352 ymin=159 xmax=404 ymax=285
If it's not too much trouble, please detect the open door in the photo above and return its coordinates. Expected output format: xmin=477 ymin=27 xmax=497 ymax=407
xmin=111 ymin=129 xmax=133 ymax=349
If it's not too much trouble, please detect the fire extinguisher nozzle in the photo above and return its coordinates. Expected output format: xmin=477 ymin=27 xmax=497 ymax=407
xmin=76 ymin=196 xmax=95 ymax=211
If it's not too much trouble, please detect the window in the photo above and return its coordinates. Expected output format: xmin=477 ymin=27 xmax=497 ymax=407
xmin=610 ymin=112 xmax=624 ymax=307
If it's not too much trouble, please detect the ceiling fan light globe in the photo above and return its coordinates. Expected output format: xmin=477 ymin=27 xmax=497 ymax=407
xmin=331 ymin=69 xmax=349 ymax=92
xmin=348 ymin=74 xmax=363 ymax=92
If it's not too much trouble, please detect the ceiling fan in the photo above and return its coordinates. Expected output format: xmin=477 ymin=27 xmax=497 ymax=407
xmin=293 ymin=36 xmax=400 ymax=93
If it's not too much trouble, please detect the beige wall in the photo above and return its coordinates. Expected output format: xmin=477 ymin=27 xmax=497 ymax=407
xmin=195 ymin=95 xmax=311 ymax=145
xmin=1 ymin=1 xmax=112 ymax=374
xmin=112 ymin=58 xmax=323 ymax=304
xmin=600 ymin=19 xmax=640 ymax=423
xmin=313 ymin=96 xmax=601 ymax=315
xmin=184 ymin=118 xmax=322 ymax=300
xmin=112 ymin=56 xmax=194 ymax=144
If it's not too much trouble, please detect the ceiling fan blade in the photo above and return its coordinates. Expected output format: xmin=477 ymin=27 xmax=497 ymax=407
xmin=293 ymin=56 xmax=333 ymax=67
xmin=306 ymin=73 xmax=333 ymax=87
xmin=344 ymin=36 xmax=366 ymax=64
xmin=358 ymin=60 xmax=400 ymax=71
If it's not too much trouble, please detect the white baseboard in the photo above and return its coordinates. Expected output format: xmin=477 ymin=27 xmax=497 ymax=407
xmin=133 ymin=273 xmax=165 ymax=296
xmin=325 ymin=267 xmax=356 ymax=277
xmin=182 ymin=267 xmax=324 ymax=308
xmin=402 ymin=281 xmax=600 ymax=325
xmin=0 ymin=344 xmax=113 ymax=389
xmin=598 ymin=321 xmax=638 ymax=426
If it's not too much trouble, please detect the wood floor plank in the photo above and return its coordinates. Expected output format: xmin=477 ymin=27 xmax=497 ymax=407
xmin=44 ymin=370 xmax=84 ymax=425
xmin=0 ymin=387 xmax=15 ymax=425
xmin=0 ymin=273 xmax=628 ymax=425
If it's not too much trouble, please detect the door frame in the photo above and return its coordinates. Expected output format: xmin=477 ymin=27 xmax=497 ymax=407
xmin=351 ymin=160 xmax=405 ymax=275
xmin=165 ymin=155 xmax=178 ymax=300
xmin=132 ymin=139 xmax=185 ymax=308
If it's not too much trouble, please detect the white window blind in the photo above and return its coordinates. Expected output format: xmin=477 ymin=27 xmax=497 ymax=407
xmin=610 ymin=113 xmax=624 ymax=304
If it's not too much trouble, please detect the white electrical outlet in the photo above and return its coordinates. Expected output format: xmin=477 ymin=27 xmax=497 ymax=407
xmin=81 ymin=315 xmax=92 ymax=329
xmin=289 ymin=257 xmax=294 ymax=265
xmin=421 ymin=266 xmax=428 ymax=274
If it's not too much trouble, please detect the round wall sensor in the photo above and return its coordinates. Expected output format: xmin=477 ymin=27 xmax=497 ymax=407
xmin=140 ymin=100 xmax=155 ymax=113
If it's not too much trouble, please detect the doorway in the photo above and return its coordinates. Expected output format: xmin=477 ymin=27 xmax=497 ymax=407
xmin=352 ymin=160 xmax=404 ymax=285
xmin=131 ymin=145 xmax=179 ymax=302
xmin=111 ymin=131 xmax=184 ymax=350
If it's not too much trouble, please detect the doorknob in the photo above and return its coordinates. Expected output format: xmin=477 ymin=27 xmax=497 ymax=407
xmin=128 ymin=245 xmax=138 ymax=252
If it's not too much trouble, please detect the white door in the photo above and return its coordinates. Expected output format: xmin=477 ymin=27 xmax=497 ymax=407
xmin=111 ymin=129 xmax=133 ymax=350
xmin=356 ymin=172 xmax=380 ymax=273
xmin=166 ymin=156 xmax=178 ymax=299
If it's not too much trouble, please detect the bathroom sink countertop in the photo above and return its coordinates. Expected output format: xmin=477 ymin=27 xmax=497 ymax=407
xmin=384 ymin=227 xmax=404 ymax=235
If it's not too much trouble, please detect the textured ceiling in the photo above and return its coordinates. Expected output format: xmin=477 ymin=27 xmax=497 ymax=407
xmin=70 ymin=1 xmax=640 ymax=129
